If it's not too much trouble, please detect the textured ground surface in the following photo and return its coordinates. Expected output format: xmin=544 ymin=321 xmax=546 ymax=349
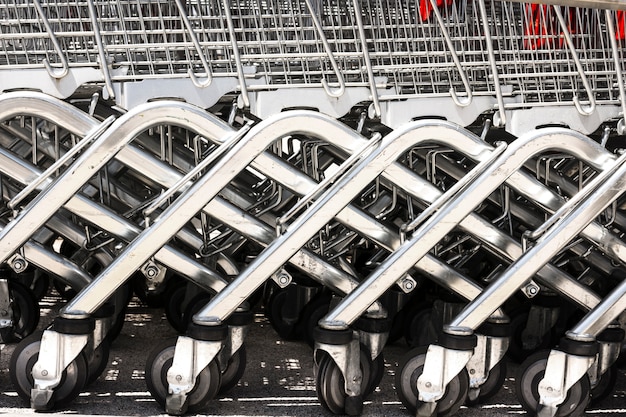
xmin=1 ymin=293 xmax=626 ymax=416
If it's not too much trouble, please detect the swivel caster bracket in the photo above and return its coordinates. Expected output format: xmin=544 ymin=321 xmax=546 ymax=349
xmin=466 ymin=334 xmax=509 ymax=401
xmin=417 ymin=344 xmax=473 ymax=403
xmin=218 ymin=325 xmax=247 ymax=370
xmin=537 ymin=349 xmax=595 ymax=414
xmin=31 ymin=330 xmax=89 ymax=410
xmin=358 ymin=330 xmax=388 ymax=362
xmin=166 ymin=336 xmax=223 ymax=415
xmin=315 ymin=338 xmax=363 ymax=398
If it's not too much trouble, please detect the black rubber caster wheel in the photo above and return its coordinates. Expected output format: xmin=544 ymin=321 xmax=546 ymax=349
xmin=466 ymin=359 xmax=507 ymax=405
xmin=101 ymin=283 xmax=132 ymax=343
xmin=86 ymin=338 xmax=111 ymax=385
xmin=404 ymin=307 xmax=439 ymax=348
xmin=507 ymin=310 xmax=556 ymax=363
xmin=165 ymin=285 xmax=190 ymax=333
xmin=315 ymin=346 xmax=378 ymax=415
xmin=266 ymin=287 xmax=298 ymax=340
xmin=300 ymin=296 xmax=331 ymax=348
xmin=395 ymin=347 xmax=469 ymax=416
xmin=145 ymin=338 xmax=221 ymax=413
xmin=364 ymin=350 xmax=384 ymax=396
xmin=590 ymin=365 xmax=617 ymax=405
xmin=218 ymin=345 xmax=247 ymax=395
xmin=3 ymin=280 xmax=40 ymax=342
xmin=515 ymin=351 xmax=590 ymax=416
xmin=182 ymin=293 xmax=213 ymax=329
xmin=9 ymin=332 xmax=89 ymax=409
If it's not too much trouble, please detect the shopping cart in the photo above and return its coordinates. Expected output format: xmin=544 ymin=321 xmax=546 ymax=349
xmin=1 ymin=1 xmax=625 ymax=417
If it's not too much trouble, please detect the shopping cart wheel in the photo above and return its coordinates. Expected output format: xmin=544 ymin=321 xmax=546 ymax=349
xmin=300 ymin=296 xmax=331 ymax=348
xmin=106 ymin=283 xmax=133 ymax=342
xmin=266 ymin=287 xmax=298 ymax=340
xmin=165 ymin=285 xmax=190 ymax=333
xmin=515 ymin=351 xmax=590 ymax=416
xmin=590 ymin=364 xmax=617 ymax=405
xmin=86 ymin=338 xmax=111 ymax=385
xmin=396 ymin=347 xmax=469 ymax=416
xmin=316 ymin=343 xmax=385 ymax=415
xmin=508 ymin=308 xmax=556 ymax=363
xmin=465 ymin=359 xmax=507 ymax=405
xmin=9 ymin=331 xmax=88 ymax=409
xmin=404 ymin=307 xmax=439 ymax=348
xmin=146 ymin=338 xmax=221 ymax=413
xmin=218 ymin=345 xmax=247 ymax=395
xmin=2 ymin=280 xmax=40 ymax=342
xmin=365 ymin=349 xmax=385 ymax=396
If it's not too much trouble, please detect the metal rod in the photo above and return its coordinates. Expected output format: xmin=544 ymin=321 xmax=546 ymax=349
xmin=8 ymin=116 xmax=115 ymax=211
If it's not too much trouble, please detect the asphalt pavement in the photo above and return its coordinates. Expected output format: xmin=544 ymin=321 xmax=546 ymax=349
xmin=2 ymin=293 xmax=626 ymax=416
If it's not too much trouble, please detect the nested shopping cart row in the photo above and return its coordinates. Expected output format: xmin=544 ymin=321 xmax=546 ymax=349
xmin=0 ymin=85 xmax=624 ymax=417
xmin=1 ymin=1 xmax=626 ymax=417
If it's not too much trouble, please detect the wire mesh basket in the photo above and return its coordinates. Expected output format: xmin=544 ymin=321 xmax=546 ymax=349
xmin=0 ymin=0 xmax=624 ymax=128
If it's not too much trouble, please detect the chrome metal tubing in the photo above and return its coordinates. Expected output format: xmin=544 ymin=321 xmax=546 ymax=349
xmin=61 ymin=111 xmax=505 ymax=320
xmin=0 ymin=221 xmax=92 ymax=291
xmin=193 ymin=120 xmax=510 ymax=326
xmin=0 ymin=145 xmax=230 ymax=295
xmin=451 ymin=151 xmax=626 ymax=333
xmin=0 ymin=93 xmax=607 ymax=316
xmin=323 ymin=128 xmax=612 ymax=328
xmin=59 ymin=110 xmax=379 ymax=316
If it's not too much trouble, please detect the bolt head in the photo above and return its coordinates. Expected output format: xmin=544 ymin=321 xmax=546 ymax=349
xmin=41 ymin=370 xmax=48 ymax=377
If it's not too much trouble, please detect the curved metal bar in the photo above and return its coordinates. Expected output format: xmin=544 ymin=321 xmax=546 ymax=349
xmin=324 ymin=128 xmax=611 ymax=329
xmin=478 ymin=0 xmax=506 ymax=126
xmin=151 ymin=107 xmax=607 ymax=314
xmin=191 ymin=119 xmax=509 ymax=325
xmin=86 ymin=0 xmax=116 ymax=99
xmin=174 ymin=0 xmax=213 ymax=88
xmin=457 ymin=153 xmax=626 ymax=336
xmin=429 ymin=0 xmax=473 ymax=107
xmin=0 ymin=92 xmax=609 ymax=317
xmin=0 ymin=99 xmax=233 ymax=287
xmin=304 ymin=0 xmax=346 ymax=98
xmin=352 ymin=0 xmax=381 ymax=117
xmin=553 ymin=6 xmax=597 ymax=116
xmin=221 ymin=0 xmax=250 ymax=106
xmin=33 ymin=0 xmax=69 ymax=79
xmin=8 ymin=116 xmax=115 ymax=211
xmin=0 ymin=93 xmax=384 ymax=314
xmin=0 ymin=146 xmax=231 ymax=295
xmin=62 ymin=110 xmax=373 ymax=316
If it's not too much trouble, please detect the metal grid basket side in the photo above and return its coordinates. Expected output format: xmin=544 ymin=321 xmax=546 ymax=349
xmin=362 ymin=0 xmax=493 ymax=100
xmin=0 ymin=0 xmax=99 ymax=69
xmin=488 ymin=1 xmax=623 ymax=110
xmin=93 ymin=0 xmax=237 ymax=81
xmin=226 ymin=0 xmax=367 ymax=90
